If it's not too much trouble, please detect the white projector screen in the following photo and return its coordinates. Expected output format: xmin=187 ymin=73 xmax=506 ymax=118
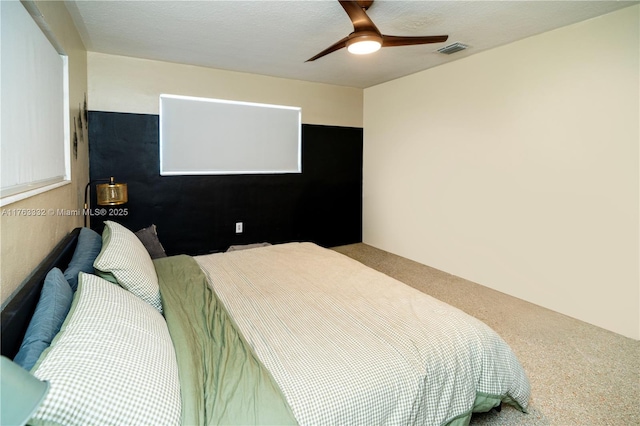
xmin=160 ymin=94 xmax=301 ymax=175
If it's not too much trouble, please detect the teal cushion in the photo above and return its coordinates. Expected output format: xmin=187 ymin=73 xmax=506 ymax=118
xmin=13 ymin=268 xmax=73 ymax=370
xmin=63 ymin=227 xmax=102 ymax=291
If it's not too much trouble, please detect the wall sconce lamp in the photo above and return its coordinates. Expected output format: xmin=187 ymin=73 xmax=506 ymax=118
xmin=0 ymin=356 xmax=49 ymax=426
xmin=83 ymin=177 xmax=128 ymax=227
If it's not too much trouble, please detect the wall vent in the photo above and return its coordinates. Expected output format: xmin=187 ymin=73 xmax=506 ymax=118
xmin=437 ymin=42 xmax=468 ymax=55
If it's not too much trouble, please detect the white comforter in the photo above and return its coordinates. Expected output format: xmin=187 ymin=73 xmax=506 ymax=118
xmin=196 ymin=242 xmax=530 ymax=425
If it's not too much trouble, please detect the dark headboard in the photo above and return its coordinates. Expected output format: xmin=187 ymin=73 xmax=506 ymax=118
xmin=1 ymin=228 xmax=81 ymax=359
xmin=88 ymin=111 xmax=363 ymax=255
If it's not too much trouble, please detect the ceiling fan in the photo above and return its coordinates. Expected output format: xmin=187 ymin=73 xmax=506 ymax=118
xmin=306 ymin=0 xmax=449 ymax=62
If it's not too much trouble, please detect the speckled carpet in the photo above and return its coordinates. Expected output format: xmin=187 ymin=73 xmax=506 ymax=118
xmin=331 ymin=243 xmax=639 ymax=426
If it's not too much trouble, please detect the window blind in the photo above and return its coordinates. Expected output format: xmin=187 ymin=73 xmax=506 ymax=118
xmin=1 ymin=0 xmax=69 ymax=205
xmin=160 ymin=94 xmax=301 ymax=175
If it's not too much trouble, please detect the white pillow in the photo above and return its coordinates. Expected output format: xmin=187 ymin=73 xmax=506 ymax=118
xmin=30 ymin=273 xmax=180 ymax=426
xmin=93 ymin=220 xmax=163 ymax=313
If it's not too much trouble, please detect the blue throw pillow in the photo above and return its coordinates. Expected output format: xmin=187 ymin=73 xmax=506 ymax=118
xmin=14 ymin=268 xmax=74 ymax=371
xmin=64 ymin=227 xmax=102 ymax=291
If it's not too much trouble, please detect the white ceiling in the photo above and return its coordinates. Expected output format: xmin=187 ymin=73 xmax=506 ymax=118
xmin=64 ymin=0 xmax=637 ymax=89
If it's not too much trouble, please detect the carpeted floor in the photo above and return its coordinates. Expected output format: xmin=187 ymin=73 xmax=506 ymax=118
xmin=331 ymin=243 xmax=640 ymax=426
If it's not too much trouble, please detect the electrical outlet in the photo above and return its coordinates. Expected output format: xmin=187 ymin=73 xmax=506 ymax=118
xmin=235 ymin=222 xmax=243 ymax=233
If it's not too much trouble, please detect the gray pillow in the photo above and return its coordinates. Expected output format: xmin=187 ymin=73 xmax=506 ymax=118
xmin=135 ymin=224 xmax=167 ymax=259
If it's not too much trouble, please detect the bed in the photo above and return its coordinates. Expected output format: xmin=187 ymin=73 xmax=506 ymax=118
xmin=1 ymin=221 xmax=530 ymax=426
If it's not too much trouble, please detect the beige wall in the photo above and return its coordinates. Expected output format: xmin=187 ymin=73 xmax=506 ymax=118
xmin=1 ymin=1 xmax=88 ymax=305
xmin=87 ymin=52 xmax=363 ymax=128
xmin=363 ymin=6 xmax=639 ymax=339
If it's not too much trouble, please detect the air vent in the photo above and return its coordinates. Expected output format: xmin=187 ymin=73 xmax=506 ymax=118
xmin=437 ymin=42 xmax=468 ymax=55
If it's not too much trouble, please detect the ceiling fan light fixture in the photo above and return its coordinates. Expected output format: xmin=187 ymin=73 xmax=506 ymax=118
xmin=305 ymin=1 xmax=449 ymax=62
xmin=346 ymin=32 xmax=382 ymax=55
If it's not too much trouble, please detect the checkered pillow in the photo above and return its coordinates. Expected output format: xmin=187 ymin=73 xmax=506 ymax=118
xmin=30 ymin=273 xmax=181 ymax=426
xmin=93 ymin=221 xmax=163 ymax=313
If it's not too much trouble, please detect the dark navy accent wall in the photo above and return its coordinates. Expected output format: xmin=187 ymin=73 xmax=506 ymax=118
xmin=88 ymin=111 xmax=362 ymax=255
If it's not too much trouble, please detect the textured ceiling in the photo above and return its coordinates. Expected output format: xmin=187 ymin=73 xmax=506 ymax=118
xmin=64 ymin=0 xmax=637 ymax=88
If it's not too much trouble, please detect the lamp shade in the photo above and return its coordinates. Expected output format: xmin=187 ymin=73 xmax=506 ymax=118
xmin=96 ymin=177 xmax=128 ymax=206
xmin=1 ymin=356 xmax=49 ymax=426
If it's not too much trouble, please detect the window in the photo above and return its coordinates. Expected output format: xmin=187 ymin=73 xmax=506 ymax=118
xmin=1 ymin=0 xmax=70 ymax=206
xmin=160 ymin=94 xmax=301 ymax=175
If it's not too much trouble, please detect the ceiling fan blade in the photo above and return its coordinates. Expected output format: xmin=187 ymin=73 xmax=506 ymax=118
xmin=382 ymin=34 xmax=449 ymax=47
xmin=306 ymin=36 xmax=349 ymax=62
xmin=339 ymin=0 xmax=380 ymax=33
